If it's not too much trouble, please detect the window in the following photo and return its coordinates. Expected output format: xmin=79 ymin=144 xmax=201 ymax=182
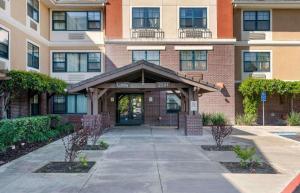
xmin=166 ymin=93 xmax=181 ymax=113
xmin=53 ymin=94 xmax=87 ymax=114
xmin=30 ymin=94 xmax=39 ymax=116
xmin=132 ymin=51 xmax=160 ymax=65
xmin=0 ymin=27 xmax=9 ymax=60
xmin=180 ymin=50 xmax=207 ymax=71
xmin=180 ymin=8 xmax=207 ymax=28
xmin=243 ymin=11 xmax=270 ymax=31
xmin=27 ymin=42 xmax=39 ymax=69
xmin=52 ymin=11 xmax=101 ymax=31
xmin=132 ymin=8 xmax=160 ymax=29
xmin=52 ymin=52 xmax=101 ymax=72
xmin=27 ymin=0 xmax=39 ymax=22
xmin=243 ymin=52 xmax=270 ymax=72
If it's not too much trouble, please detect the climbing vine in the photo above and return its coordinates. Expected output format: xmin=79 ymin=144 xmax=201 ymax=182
xmin=239 ymin=78 xmax=300 ymax=117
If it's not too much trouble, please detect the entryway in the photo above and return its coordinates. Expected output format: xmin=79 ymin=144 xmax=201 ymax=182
xmin=116 ymin=93 xmax=144 ymax=125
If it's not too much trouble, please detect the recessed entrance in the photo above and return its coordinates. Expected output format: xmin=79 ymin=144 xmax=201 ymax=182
xmin=116 ymin=93 xmax=144 ymax=125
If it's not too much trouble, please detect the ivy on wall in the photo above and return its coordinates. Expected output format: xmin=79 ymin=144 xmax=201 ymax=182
xmin=239 ymin=78 xmax=300 ymax=117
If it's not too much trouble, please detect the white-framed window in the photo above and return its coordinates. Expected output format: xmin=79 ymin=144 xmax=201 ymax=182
xmin=243 ymin=11 xmax=270 ymax=31
xmin=132 ymin=50 xmax=160 ymax=65
xmin=27 ymin=41 xmax=39 ymax=69
xmin=243 ymin=51 xmax=271 ymax=73
xmin=0 ymin=27 xmax=9 ymax=60
xmin=179 ymin=8 xmax=207 ymax=29
xmin=180 ymin=50 xmax=207 ymax=71
xmin=132 ymin=7 xmax=160 ymax=29
xmin=27 ymin=0 xmax=39 ymax=23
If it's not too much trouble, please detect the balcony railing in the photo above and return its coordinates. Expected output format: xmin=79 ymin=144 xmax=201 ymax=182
xmin=131 ymin=29 xmax=165 ymax=39
xmin=179 ymin=28 xmax=212 ymax=39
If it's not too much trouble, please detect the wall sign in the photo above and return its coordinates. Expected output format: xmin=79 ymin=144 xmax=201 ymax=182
xmin=190 ymin=101 xmax=198 ymax=112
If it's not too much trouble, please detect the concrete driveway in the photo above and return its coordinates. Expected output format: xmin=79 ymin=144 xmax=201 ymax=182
xmin=0 ymin=126 xmax=299 ymax=193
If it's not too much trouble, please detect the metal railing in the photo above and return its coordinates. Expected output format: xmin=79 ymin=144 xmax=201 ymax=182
xmin=179 ymin=28 xmax=212 ymax=39
xmin=131 ymin=29 xmax=165 ymax=39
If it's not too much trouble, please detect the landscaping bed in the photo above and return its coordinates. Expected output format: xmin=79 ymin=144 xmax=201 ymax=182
xmin=201 ymin=145 xmax=235 ymax=151
xmin=220 ymin=162 xmax=277 ymax=174
xmin=35 ymin=162 xmax=95 ymax=173
xmin=83 ymin=145 xmax=108 ymax=150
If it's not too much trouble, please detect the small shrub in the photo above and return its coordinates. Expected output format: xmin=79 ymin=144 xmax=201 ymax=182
xmin=233 ymin=145 xmax=260 ymax=168
xmin=287 ymin=112 xmax=300 ymax=126
xmin=236 ymin=114 xmax=257 ymax=126
xmin=202 ymin=113 xmax=213 ymax=126
xmin=210 ymin=113 xmax=228 ymax=126
xmin=79 ymin=155 xmax=88 ymax=167
xmin=211 ymin=125 xmax=233 ymax=150
xmin=98 ymin=140 xmax=109 ymax=150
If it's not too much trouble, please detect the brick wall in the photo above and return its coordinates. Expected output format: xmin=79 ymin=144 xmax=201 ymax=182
xmin=10 ymin=91 xmax=30 ymax=118
xmin=105 ymin=44 xmax=236 ymax=124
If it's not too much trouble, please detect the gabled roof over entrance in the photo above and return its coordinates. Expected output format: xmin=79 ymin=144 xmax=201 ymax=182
xmin=68 ymin=60 xmax=220 ymax=93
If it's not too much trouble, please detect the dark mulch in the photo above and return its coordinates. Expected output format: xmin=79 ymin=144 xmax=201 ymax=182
xmin=220 ymin=162 xmax=277 ymax=174
xmin=82 ymin=145 xmax=107 ymax=151
xmin=35 ymin=162 xmax=96 ymax=173
xmin=201 ymin=145 xmax=235 ymax=151
xmin=0 ymin=140 xmax=53 ymax=167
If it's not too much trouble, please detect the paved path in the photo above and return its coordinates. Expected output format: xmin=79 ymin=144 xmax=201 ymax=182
xmin=0 ymin=126 xmax=299 ymax=193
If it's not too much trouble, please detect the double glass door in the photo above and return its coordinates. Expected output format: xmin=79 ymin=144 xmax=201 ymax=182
xmin=117 ymin=94 xmax=144 ymax=125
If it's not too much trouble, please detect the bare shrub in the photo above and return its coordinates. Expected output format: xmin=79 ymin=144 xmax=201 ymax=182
xmin=211 ymin=125 xmax=233 ymax=150
xmin=62 ymin=126 xmax=88 ymax=162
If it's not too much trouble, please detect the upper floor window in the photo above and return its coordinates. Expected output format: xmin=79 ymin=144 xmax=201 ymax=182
xmin=243 ymin=11 xmax=270 ymax=31
xmin=132 ymin=50 xmax=160 ymax=65
xmin=53 ymin=94 xmax=87 ymax=114
xmin=132 ymin=8 xmax=160 ymax=29
xmin=180 ymin=8 xmax=207 ymax=29
xmin=52 ymin=52 xmax=101 ymax=72
xmin=27 ymin=0 xmax=39 ymax=22
xmin=0 ymin=27 xmax=9 ymax=60
xmin=52 ymin=11 xmax=101 ymax=31
xmin=243 ymin=52 xmax=270 ymax=72
xmin=180 ymin=50 xmax=207 ymax=71
xmin=166 ymin=93 xmax=181 ymax=113
xmin=27 ymin=42 xmax=39 ymax=69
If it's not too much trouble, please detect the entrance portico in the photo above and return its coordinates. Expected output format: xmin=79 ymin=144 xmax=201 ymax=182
xmin=68 ymin=60 xmax=220 ymax=135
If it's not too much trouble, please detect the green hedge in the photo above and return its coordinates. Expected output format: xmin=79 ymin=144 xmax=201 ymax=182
xmin=0 ymin=115 xmax=69 ymax=152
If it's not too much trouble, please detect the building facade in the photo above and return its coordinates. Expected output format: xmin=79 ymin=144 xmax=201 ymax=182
xmin=0 ymin=0 xmax=299 ymax=127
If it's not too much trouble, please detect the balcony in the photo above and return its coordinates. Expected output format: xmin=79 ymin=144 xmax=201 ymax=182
xmin=131 ymin=29 xmax=164 ymax=39
xmin=179 ymin=28 xmax=212 ymax=39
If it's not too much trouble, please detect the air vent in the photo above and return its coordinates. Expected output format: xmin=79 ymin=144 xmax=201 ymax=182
xmin=249 ymin=73 xmax=266 ymax=79
xmin=249 ymin=32 xmax=266 ymax=40
xmin=0 ymin=0 xmax=6 ymax=9
xmin=30 ymin=20 xmax=38 ymax=31
xmin=68 ymin=33 xmax=85 ymax=40
xmin=68 ymin=74 xmax=84 ymax=82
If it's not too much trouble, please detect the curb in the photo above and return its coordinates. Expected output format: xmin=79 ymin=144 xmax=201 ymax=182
xmin=282 ymin=174 xmax=300 ymax=193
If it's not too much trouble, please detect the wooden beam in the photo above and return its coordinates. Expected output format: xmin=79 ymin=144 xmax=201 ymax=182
xmin=97 ymin=88 xmax=108 ymax=99
xmin=171 ymin=89 xmax=182 ymax=99
xmin=178 ymin=88 xmax=188 ymax=98
xmin=142 ymin=70 xmax=145 ymax=85
xmin=96 ymin=82 xmax=189 ymax=89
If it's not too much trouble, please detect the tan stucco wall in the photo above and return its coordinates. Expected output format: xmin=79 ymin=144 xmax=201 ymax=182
xmin=40 ymin=1 xmax=50 ymax=39
xmin=235 ymin=46 xmax=300 ymax=81
xmin=272 ymin=9 xmax=300 ymax=40
xmin=11 ymin=0 xmax=27 ymax=25
xmin=233 ymin=9 xmax=241 ymax=40
xmin=0 ymin=18 xmax=50 ymax=74
xmin=122 ymin=0 xmax=218 ymax=39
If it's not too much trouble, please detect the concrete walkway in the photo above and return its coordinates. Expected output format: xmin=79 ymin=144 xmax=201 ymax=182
xmin=0 ymin=126 xmax=300 ymax=193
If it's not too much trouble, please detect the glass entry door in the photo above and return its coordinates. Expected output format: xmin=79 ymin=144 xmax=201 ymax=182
xmin=117 ymin=94 xmax=144 ymax=125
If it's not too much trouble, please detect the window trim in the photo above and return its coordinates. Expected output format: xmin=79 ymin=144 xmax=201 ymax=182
xmin=52 ymin=52 xmax=102 ymax=73
xmin=52 ymin=11 xmax=102 ymax=31
xmin=166 ymin=93 xmax=181 ymax=114
xmin=177 ymin=6 xmax=209 ymax=30
xmin=180 ymin=50 xmax=208 ymax=72
xmin=242 ymin=51 xmax=271 ymax=73
xmin=53 ymin=94 xmax=87 ymax=114
xmin=179 ymin=7 xmax=208 ymax=29
xmin=241 ymin=50 xmax=272 ymax=76
xmin=27 ymin=0 xmax=40 ymax=23
xmin=131 ymin=6 xmax=162 ymax=29
xmin=0 ymin=26 xmax=9 ymax=60
xmin=132 ymin=50 xmax=160 ymax=65
xmin=242 ymin=10 xmax=272 ymax=32
xmin=26 ymin=40 xmax=40 ymax=70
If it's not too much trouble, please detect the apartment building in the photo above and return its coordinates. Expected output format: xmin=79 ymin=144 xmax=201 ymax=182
xmin=233 ymin=0 xmax=300 ymax=124
xmin=1 ymin=0 xmax=299 ymax=127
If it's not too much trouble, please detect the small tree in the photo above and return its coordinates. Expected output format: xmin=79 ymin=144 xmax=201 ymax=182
xmin=210 ymin=113 xmax=233 ymax=150
xmin=62 ymin=126 xmax=88 ymax=162
xmin=233 ymin=145 xmax=260 ymax=169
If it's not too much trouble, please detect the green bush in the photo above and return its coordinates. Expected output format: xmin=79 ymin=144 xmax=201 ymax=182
xmin=98 ymin=140 xmax=109 ymax=150
xmin=287 ymin=112 xmax=300 ymax=126
xmin=0 ymin=115 xmax=68 ymax=152
xmin=203 ymin=113 xmax=228 ymax=126
xmin=236 ymin=114 xmax=257 ymax=126
xmin=233 ymin=145 xmax=260 ymax=168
